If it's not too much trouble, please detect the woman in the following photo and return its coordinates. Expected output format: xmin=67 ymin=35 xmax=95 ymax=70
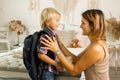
xmin=41 ymin=9 xmax=110 ymax=80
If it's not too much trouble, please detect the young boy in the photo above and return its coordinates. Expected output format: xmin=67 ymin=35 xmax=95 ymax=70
xmin=37 ymin=7 xmax=61 ymax=80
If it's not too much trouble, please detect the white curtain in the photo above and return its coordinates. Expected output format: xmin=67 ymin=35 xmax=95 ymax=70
xmin=29 ymin=0 xmax=40 ymax=12
xmin=52 ymin=0 xmax=78 ymax=23
xmin=88 ymin=0 xmax=100 ymax=9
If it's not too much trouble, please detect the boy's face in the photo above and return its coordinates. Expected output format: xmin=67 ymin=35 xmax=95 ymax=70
xmin=46 ymin=14 xmax=60 ymax=30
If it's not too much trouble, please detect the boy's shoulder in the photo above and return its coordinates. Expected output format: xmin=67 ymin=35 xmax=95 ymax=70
xmin=40 ymin=30 xmax=54 ymax=38
xmin=40 ymin=32 xmax=48 ymax=38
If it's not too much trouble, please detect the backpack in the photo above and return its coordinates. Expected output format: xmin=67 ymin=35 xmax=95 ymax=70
xmin=23 ymin=31 xmax=45 ymax=80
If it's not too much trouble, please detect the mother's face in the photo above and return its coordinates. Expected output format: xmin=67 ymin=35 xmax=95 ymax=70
xmin=80 ymin=18 xmax=92 ymax=36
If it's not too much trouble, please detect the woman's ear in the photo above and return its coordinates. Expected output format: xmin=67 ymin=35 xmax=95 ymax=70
xmin=90 ymin=22 xmax=94 ymax=31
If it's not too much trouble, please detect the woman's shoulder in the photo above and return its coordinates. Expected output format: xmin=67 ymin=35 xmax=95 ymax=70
xmin=86 ymin=42 xmax=105 ymax=59
xmin=87 ymin=42 xmax=102 ymax=51
xmin=90 ymin=40 xmax=106 ymax=51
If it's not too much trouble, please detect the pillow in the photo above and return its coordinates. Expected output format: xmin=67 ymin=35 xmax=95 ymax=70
xmin=67 ymin=48 xmax=85 ymax=56
xmin=56 ymin=30 xmax=77 ymax=47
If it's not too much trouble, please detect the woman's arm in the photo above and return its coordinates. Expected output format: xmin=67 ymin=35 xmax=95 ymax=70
xmin=40 ymin=35 xmax=104 ymax=76
xmin=57 ymin=35 xmax=78 ymax=63
xmin=56 ymin=44 xmax=104 ymax=76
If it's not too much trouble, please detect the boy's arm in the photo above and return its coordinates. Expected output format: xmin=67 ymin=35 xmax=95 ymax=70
xmin=37 ymin=34 xmax=56 ymax=66
xmin=38 ymin=53 xmax=56 ymax=66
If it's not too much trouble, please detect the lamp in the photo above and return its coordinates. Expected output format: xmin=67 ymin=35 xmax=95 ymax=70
xmin=9 ymin=20 xmax=26 ymax=46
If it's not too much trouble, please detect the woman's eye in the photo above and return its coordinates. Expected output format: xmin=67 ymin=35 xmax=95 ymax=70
xmin=82 ymin=22 xmax=84 ymax=24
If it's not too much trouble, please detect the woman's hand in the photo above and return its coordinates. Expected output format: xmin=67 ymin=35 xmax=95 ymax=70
xmin=40 ymin=35 xmax=60 ymax=53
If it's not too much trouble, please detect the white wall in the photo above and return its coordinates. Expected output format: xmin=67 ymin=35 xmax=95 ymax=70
xmin=99 ymin=0 xmax=120 ymax=19
xmin=0 ymin=0 xmax=87 ymax=46
xmin=0 ymin=0 xmax=40 ymax=33
xmin=0 ymin=0 xmax=55 ymax=46
xmin=0 ymin=0 xmax=120 ymax=47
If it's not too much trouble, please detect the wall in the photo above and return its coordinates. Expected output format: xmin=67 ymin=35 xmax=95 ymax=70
xmin=0 ymin=0 xmax=54 ymax=47
xmin=0 ymin=0 xmax=88 ymax=47
xmin=99 ymin=0 xmax=120 ymax=19
xmin=0 ymin=0 xmax=120 ymax=48
xmin=0 ymin=0 xmax=42 ymax=33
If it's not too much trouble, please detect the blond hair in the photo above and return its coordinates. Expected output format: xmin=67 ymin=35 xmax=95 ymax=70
xmin=82 ymin=9 xmax=106 ymax=41
xmin=40 ymin=7 xmax=61 ymax=29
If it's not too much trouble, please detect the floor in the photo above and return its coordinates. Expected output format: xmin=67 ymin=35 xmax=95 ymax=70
xmin=80 ymin=67 xmax=120 ymax=80
xmin=0 ymin=67 xmax=119 ymax=80
xmin=0 ymin=77 xmax=29 ymax=80
xmin=110 ymin=67 xmax=120 ymax=80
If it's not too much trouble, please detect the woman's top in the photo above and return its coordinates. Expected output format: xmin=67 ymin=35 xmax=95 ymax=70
xmin=84 ymin=43 xmax=110 ymax=80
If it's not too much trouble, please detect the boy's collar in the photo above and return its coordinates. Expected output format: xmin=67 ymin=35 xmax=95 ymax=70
xmin=43 ymin=27 xmax=56 ymax=36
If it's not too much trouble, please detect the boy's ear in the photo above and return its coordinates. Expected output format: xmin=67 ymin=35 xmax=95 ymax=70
xmin=46 ymin=19 xmax=51 ymax=26
xmin=46 ymin=22 xmax=49 ymax=26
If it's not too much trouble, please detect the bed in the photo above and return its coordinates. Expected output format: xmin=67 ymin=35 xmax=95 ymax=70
xmin=0 ymin=47 xmax=29 ymax=79
xmin=0 ymin=46 xmax=84 ymax=79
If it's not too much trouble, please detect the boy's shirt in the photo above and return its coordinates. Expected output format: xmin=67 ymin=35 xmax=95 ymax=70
xmin=37 ymin=27 xmax=56 ymax=54
xmin=37 ymin=27 xmax=58 ymax=74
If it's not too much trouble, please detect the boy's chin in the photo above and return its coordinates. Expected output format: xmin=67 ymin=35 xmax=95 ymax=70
xmin=54 ymin=27 xmax=58 ymax=30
